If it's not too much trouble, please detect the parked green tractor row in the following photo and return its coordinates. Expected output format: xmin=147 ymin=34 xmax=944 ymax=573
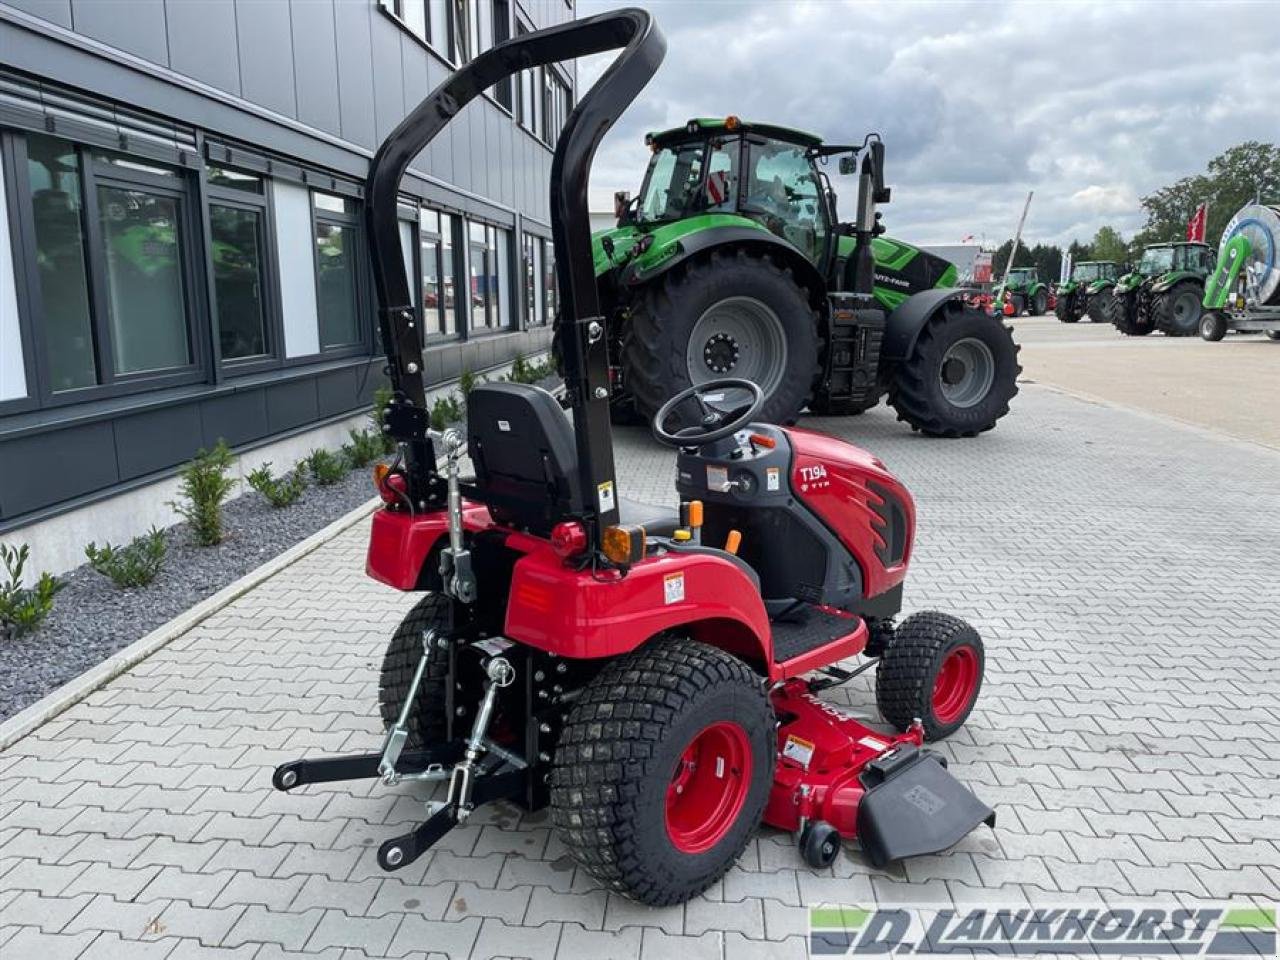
xmin=1102 ymin=241 xmax=1215 ymax=336
xmin=576 ymin=118 xmax=1020 ymax=436
xmin=1054 ymin=261 xmax=1121 ymax=323
xmin=1000 ymin=267 xmax=1050 ymax=316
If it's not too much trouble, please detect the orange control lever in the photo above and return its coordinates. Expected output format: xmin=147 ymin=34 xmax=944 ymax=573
xmin=724 ymin=529 xmax=742 ymax=555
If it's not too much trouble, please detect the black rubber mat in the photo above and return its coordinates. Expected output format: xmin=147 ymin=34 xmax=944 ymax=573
xmin=770 ymin=605 xmax=860 ymax=663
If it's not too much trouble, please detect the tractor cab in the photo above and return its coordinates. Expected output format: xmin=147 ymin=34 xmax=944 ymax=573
xmin=1070 ymin=261 xmax=1120 ymax=282
xmin=1135 ymin=241 xmax=1215 ymax=277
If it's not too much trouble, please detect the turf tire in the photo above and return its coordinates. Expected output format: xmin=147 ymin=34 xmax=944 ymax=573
xmin=1152 ymin=282 xmax=1204 ymax=337
xmin=622 ymin=249 xmax=821 ymax=426
xmin=876 ymin=611 xmax=984 ymax=741
xmin=888 ymin=302 xmax=1021 ymax=438
xmin=550 ymin=637 xmax=773 ymax=906
xmin=378 ymin=593 xmax=456 ymax=749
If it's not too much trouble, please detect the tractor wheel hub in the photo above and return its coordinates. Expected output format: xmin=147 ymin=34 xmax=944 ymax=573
xmin=941 ymin=357 xmax=966 ymax=385
xmin=703 ymin=333 xmax=740 ymax=374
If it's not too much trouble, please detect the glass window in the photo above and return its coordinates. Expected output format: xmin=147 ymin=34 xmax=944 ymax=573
xmin=543 ymin=240 xmax=558 ymax=322
xmin=403 ymin=0 xmax=426 ymax=39
xmin=210 ymin=204 xmax=269 ymax=360
xmin=464 ymin=222 xmax=512 ymax=332
xmin=704 ymin=140 xmax=739 ymax=211
xmin=208 ymin=166 xmax=263 ymax=193
xmin=100 ymin=154 xmax=178 ymax=178
xmin=27 ymin=135 xmax=97 ymax=391
xmin=495 ymin=228 xmax=511 ymax=327
xmin=98 ymin=185 xmax=190 ymax=375
xmin=492 ymin=0 xmax=512 ymax=109
xmin=313 ymin=192 xmax=352 ymax=215
xmin=451 ymin=0 xmax=468 ymax=62
xmin=440 ymin=211 xmax=457 ymax=336
xmin=428 ymin=0 xmax=449 ymax=50
xmin=523 ymin=233 xmax=544 ymax=326
xmin=315 ymin=221 xmax=360 ymax=347
xmin=743 ymin=139 xmax=826 ymax=262
xmin=468 ymin=221 xmax=488 ymax=331
xmin=638 ymin=142 xmax=704 ymax=223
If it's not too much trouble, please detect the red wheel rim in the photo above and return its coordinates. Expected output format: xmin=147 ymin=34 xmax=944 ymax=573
xmin=665 ymin=721 xmax=752 ymax=854
xmin=932 ymin=645 xmax=979 ymax=724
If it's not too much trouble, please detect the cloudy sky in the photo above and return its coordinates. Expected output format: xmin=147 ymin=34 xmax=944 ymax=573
xmin=575 ymin=0 xmax=1280 ymax=248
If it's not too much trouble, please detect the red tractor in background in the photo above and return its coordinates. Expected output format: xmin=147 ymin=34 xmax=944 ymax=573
xmin=272 ymin=8 xmax=994 ymax=906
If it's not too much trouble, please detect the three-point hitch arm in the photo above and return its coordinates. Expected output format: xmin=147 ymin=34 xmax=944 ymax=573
xmin=364 ymin=9 xmax=666 ymax=540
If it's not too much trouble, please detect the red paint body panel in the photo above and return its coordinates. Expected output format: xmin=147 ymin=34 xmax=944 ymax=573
xmin=502 ymin=538 xmax=773 ymax=664
xmin=783 ymin=427 xmax=915 ymax=599
xmin=763 ymin=678 xmax=924 ymax=837
xmin=365 ymin=504 xmax=493 ymax=589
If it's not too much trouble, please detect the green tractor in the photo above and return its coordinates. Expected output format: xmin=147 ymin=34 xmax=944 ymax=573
xmin=1102 ymin=241 xmax=1216 ymax=336
xmin=1054 ymin=261 xmax=1121 ymax=323
xmin=1000 ymin=267 xmax=1050 ymax=316
xmin=582 ymin=118 xmax=1020 ymax=435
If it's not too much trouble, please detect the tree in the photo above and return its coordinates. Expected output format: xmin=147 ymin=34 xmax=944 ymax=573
xmin=991 ymin=238 xmax=1034 ymax=278
xmin=1089 ymin=226 xmax=1128 ymax=264
xmin=1067 ymin=238 xmax=1092 ymax=264
xmin=1027 ymin=242 xmax=1063 ymax=282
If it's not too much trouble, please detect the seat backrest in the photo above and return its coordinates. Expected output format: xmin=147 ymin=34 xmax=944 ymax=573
xmin=465 ymin=383 xmax=582 ymax=534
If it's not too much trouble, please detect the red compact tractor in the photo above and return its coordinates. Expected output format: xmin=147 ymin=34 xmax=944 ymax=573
xmin=273 ymin=9 xmax=993 ymax=905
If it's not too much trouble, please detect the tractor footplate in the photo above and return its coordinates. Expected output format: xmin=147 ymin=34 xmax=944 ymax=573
xmin=856 ymin=744 xmax=995 ymax=868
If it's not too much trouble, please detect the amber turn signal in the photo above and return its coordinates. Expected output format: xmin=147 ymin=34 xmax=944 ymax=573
xmin=602 ymin=524 xmax=646 ymax=566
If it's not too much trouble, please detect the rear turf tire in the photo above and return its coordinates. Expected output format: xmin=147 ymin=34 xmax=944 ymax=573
xmin=550 ymin=637 xmax=773 ymax=906
xmin=622 ymin=249 xmax=821 ymax=426
xmin=876 ymin=611 xmax=984 ymax=741
xmin=1152 ymin=282 xmax=1204 ymax=337
xmin=378 ymin=593 xmax=456 ymax=749
xmin=888 ymin=302 xmax=1021 ymax=438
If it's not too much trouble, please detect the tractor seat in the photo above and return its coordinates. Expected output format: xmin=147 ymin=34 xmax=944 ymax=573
xmin=465 ymin=383 xmax=678 ymax=537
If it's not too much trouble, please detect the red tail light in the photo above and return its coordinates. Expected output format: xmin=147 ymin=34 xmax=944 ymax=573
xmin=374 ymin=465 xmax=408 ymax=505
xmin=550 ymin=521 xmax=588 ymax=558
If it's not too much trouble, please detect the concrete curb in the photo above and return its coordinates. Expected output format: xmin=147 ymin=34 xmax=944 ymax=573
xmin=0 ymin=496 xmax=381 ymax=752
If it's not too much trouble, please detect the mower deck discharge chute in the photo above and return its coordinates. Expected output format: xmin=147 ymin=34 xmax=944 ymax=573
xmin=271 ymin=8 xmax=994 ymax=906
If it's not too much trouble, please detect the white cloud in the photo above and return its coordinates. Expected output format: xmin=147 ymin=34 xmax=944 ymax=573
xmin=575 ymin=0 xmax=1280 ymax=247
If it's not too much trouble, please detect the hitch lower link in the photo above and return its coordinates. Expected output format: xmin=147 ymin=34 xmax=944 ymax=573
xmin=271 ymin=630 xmax=524 ymax=873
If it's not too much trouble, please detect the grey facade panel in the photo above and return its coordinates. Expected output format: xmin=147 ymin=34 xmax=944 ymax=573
xmin=369 ymin=12 xmax=404 ymax=144
xmin=234 ymin=0 xmax=296 ymax=117
xmin=288 ymin=0 xmax=341 ymax=136
xmin=113 ymin=402 xmax=204 ymax=480
xmin=0 ymin=421 xmax=118 ymax=517
xmin=165 ymin=0 xmax=241 ymax=96
xmin=333 ymin=0 xmax=376 ymax=149
xmin=200 ymin=390 xmax=269 ymax=449
xmin=264 ymin=378 xmax=318 ymax=434
xmin=5 ymin=0 xmax=70 ymax=27
xmin=70 ymin=0 xmax=170 ymax=65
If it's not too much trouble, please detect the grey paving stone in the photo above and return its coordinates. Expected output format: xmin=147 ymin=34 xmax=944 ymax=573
xmin=554 ymin=923 xmax=641 ymax=960
xmin=469 ymin=916 xmax=561 ymax=960
xmin=637 ymin=928 xmax=721 ymax=960
xmin=305 ymin=908 xmax=401 ymax=954
xmin=0 ymin=926 xmax=101 ymax=960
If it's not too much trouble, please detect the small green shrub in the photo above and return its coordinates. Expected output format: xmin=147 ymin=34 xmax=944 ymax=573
xmin=458 ymin=368 xmax=482 ymax=397
xmin=342 ymin=428 xmax=384 ymax=469
xmin=85 ymin=527 xmax=167 ymax=588
xmin=172 ymin=440 xmax=236 ymax=546
xmin=306 ymin=448 xmax=346 ymax=486
xmin=247 ymin=462 xmax=308 ymax=508
xmin=0 ymin=543 xmax=61 ymax=638
xmin=371 ymin=385 xmax=396 ymax=454
xmin=508 ymin=354 xmax=556 ymax=384
xmin=429 ymin=393 xmax=463 ymax=430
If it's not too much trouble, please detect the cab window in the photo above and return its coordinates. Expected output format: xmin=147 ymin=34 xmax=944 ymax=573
xmin=704 ymin=139 xmax=739 ymax=212
xmin=742 ymin=139 xmax=826 ymax=261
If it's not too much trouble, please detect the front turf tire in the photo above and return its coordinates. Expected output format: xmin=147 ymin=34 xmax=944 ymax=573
xmin=622 ymin=250 xmax=821 ymax=426
xmin=876 ymin=611 xmax=984 ymax=741
xmin=378 ymin=593 xmax=456 ymax=749
xmin=888 ymin=302 xmax=1021 ymax=438
xmin=550 ymin=637 xmax=773 ymax=906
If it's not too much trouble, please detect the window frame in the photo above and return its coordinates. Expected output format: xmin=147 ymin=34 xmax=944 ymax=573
xmin=308 ymin=190 xmax=370 ymax=359
xmin=203 ymin=166 xmax=287 ymax=376
xmin=8 ymin=132 xmax=210 ymax=413
xmin=463 ymin=218 xmax=514 ymax=336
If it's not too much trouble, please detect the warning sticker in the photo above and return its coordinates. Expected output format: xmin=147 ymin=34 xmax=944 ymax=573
xmin=706 ymin=465 xmax=730 ymax=492
xmin=766 ymin=467 xmax=780 ymax=492
xmin=473 ymin=636 xmax=514 ymax=656
xmin=497 ymin=419 xmax=511 ymax=432
xmin=597 ymin=480 xmax=616 ymax=512
xmin=664 ymin=572 xmax=685 ymax=605
xmin=858 ymin=735 xmax=890 ymax=753
xmin=782 ymin=734 xmax=816 ymax=770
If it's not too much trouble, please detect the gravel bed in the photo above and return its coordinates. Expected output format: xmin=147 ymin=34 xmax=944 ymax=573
xmin=0 ymin=467 xmax=379 ymax=722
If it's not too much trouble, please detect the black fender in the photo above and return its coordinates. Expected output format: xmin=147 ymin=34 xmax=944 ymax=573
xmin=882 ymin=287 xmax=967 ymax=362
xmin=620 ymin=226 xmax=828 ymax=309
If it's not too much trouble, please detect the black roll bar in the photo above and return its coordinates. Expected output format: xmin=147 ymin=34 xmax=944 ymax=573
xmin=365 ymin=8 xmax=665 ymax=536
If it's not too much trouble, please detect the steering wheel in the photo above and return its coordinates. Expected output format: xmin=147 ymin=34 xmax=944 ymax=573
xmin=652 ymin=378 xmax=764 ymax=448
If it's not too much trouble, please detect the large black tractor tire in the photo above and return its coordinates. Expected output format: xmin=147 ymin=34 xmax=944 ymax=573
xmin=378 ymin=593 xmax=456 ymax=749
xmin=1054 ymin=295 xmax=1076 ymax=323
xmin=622 ymin=250 xmax=821 ymax=426
xmin=1105 ymin=291 xmax=1153 ymax=336
xmin=550 ymin=637 xmax=773 ymax=906
xmin=888 ymin=303 xmax=1021 ymax=438
xmin=1032 ymin=289 xmax=1048 ymax=316
xmin=1085 ymin=292 xmax=1108 ymax=323
xmin=1199 ymin=312 xmax=1227 ymax=342
xmin=1267 ymin=330 xmax=1280 ymax=341
xmin=1152 ymin=282 xmax=1205 ymax=337
xmin=876 ymin=611 xmax=984 ymax=741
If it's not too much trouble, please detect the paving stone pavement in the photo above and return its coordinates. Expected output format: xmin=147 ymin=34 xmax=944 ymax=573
xmin=1 ymin=383 xmax=1278 ymax=959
